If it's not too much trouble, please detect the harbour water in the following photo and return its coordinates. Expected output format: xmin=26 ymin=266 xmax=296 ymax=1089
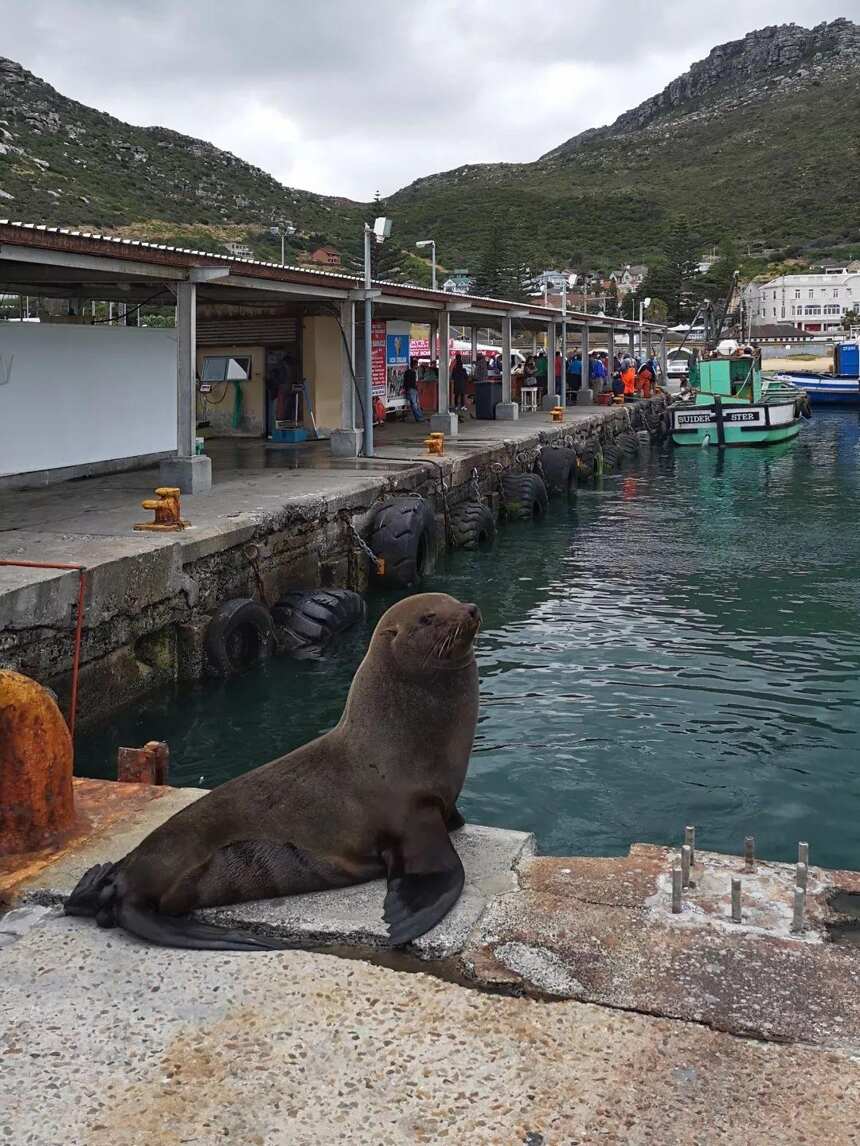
xmin=78 ymin=410 xmax=860 ymax=869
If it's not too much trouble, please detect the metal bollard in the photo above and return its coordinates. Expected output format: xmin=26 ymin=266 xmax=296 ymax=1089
xmin=744 ymin=835 xmax=756 ymax=871
xmin=792 ymin=885 xmax=806 ymax=934
xmin=0 ymin=669 xmax=75 ymax=856
xmin=134 ymin=487 xmax=188 ymax=532
xmin=731 ymin=877 xmax=742 ymax=923
xmin=684 ymin=825 xmax=696 ymax=866
xmin=117 ymin=741 xmax=169 ymax=785
xmin=671 ymin=865 xmax=683 ymax=913
xmin=798 ymin=841 xmax=809 ymax=867
xmin=796 ymin=861 xmax=808 ymax=891
xmin=681 ymin=844 xmax=692 ymax=888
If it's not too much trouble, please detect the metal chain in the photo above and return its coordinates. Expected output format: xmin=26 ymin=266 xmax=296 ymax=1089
xmin=345 ymin=517 xmax=381 ymax=567
xmin=470 ymin=466 xmax=482 ymax=505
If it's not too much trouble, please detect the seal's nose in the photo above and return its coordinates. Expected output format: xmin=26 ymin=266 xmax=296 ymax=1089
xmin=464 ymin=603 xmax=481 ymax=625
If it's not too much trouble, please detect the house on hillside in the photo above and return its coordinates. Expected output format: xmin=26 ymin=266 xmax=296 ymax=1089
xmin=309 ymin=246 xmax=341 ymax=267
xmin=224 ymin=241 xmax=254 ymax=259
xmin=610 ymin=264 xmax=647 ymax=298
xmin=443 ymin=269 xmax=474 ymax=294
xmin=744 ymin=268 xmax=859 ymax=335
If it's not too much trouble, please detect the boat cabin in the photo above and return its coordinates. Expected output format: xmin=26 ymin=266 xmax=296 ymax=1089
xmin=689 ymin=355 xmax=761 ymax=401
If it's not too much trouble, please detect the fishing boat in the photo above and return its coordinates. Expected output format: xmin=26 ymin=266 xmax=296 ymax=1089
xmin=671 ymin=353 xmax=808 ymax=448
xmin=766 ymin=340 xmax=860 ymax=405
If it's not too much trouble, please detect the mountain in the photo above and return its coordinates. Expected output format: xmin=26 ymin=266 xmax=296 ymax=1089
xmin=0 ymin=57 xmax=365 ymax=260
xmin=384 ymin=19 xmax=860 ymax=269
xmin=0 ymin=19 xmax=858 ymax=272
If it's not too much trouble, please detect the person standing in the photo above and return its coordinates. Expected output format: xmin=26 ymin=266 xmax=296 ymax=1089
xmin=535 ymin=350 xmax=548 ymax=397
xmin=451 ymin=352 xmax=469 ymax=413
xmin=402 ymin=357 xmax=425 ymax=422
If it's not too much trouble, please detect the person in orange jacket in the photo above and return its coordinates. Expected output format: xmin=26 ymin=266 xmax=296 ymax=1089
xmin=621 ymin=363 xmax=636 ymax=397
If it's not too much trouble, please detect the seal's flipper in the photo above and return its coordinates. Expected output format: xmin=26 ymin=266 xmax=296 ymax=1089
xmin=116 ymin=902 xmax=289 ymax=952
xmin=446 ymin=805 xmax=466 ymax=831
xmin=65 ymin=862 xmax=118 ymax=918
xmin=382 ymin=808 xmax=465 ymax=946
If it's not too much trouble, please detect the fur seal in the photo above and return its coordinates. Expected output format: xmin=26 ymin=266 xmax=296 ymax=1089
xmin=65 ymin=592 xmax=481 ymax=950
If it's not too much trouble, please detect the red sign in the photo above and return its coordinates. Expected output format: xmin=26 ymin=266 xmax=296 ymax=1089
xmin=371 ymin=320 xmax=387 ymax=397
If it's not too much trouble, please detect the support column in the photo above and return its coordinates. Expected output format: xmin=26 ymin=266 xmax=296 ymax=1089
xmin=430 ymin=309 xmax=457 ymax=434
xmin=579 ymin=323 xmax=593 ymax=405
xmin=659 ymin=331 xmax=668 ymax=386
xmin=496 ymin=314 xmax=518 ymax=420
xmin=542 ymin=321 xmax=558 ymax=410
xmin=607 ymin=326 xmax=615 ymax=397
xmin=428 ymin=320 xmax=437 ymax=367
xmin=560 ymin=318 xmax=567 ymax=406
xmin=628 ymin=329 xmax=636 ymax=357
xmin=160 ymin=281 xmax=211 ymax=494
xmin=331 ymin=299 xmax=361 ymax=457
xmin=471 ymin=325 xmax=478 ymax=373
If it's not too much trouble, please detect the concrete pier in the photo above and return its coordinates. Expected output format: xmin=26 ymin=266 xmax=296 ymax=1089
xmin=2 ymin=777 xmax=859 ymax=1144
xmin=0 ymin=401 xmax=661 ymax=725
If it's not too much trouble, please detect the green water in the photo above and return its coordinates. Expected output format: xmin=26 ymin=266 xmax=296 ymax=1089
xmin=78 ymin=410 xmax=860 ymax=869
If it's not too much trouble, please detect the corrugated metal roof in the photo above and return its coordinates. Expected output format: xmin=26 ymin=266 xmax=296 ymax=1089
xmin=0 ymin=219 xmax=667 ymax=329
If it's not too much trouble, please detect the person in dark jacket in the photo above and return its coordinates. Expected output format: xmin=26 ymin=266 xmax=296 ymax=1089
xmin=402 ymin=357 xmax=425 ymax=422
xmin=451 ymin=353 xmax=469 ymax=413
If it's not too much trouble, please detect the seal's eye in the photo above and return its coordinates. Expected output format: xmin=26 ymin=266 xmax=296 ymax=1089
xmin=419 ymin=613 xmax=436 ymax=625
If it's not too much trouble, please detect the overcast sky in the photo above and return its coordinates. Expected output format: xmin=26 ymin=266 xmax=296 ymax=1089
xmin=3 ymin=1 xmax=852 ymax=202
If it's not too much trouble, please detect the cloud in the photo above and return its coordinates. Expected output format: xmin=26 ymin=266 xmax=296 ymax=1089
xmin=1 ymin=0 xmax=850 ymax=200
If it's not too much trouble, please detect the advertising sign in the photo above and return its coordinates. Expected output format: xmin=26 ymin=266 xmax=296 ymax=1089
xmin=371 ymin=320 xmax=387 ymax=398
xmin=386 ymin=333 xmax=410 ymax=366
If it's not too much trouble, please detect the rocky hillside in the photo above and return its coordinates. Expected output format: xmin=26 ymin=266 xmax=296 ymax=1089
xmin=0 ymin=19 xmax=858 ymax=269
xmin=0 ymin=57 xmax=364 ymax=258
xmin=386 ymin=19 xmax=860 ymax=268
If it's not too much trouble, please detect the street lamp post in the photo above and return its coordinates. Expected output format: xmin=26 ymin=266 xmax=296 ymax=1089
xmin=415 ymin=240 xmax=436 ymax=290
xmin=638 ymin=296 xmax=652 ymax=360
xmin=272 ymin=220 xmax=296 ymax=266
xmin=363 ymin=216 xmax=393 ymax=457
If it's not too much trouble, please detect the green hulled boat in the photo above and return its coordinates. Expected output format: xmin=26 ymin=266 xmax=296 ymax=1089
xmin=671 ymin=354 xmax=807 ymax=448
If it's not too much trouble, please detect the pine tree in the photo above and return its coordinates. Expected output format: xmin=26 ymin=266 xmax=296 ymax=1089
xmin=642 ymin=215 xmax=702 ymax=322
xmin=471 ymin=226 xmax=530 ymax=301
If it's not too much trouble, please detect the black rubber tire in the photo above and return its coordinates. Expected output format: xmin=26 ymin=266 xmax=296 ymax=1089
xmin=369 ymin=496 xmax=437 ymax=587
xmin=537 ymin=447 xmax=577 ymax=495
xmin=617 ymin=431 xmax=640 ymax=457
xmin=501 ymin=472 xmax=549 ymax=521
xmin=449 ymin=502 xmax=496 ymax=549
xmin=270 ymin=589 xmax=366 ymax=648
xmin=575 ymin=444 xmax=597 ymax=479
xmin=602 ymin=442 xmax=620 ymax=469
xmin=205 ymin=598 xmax=274 ymax=677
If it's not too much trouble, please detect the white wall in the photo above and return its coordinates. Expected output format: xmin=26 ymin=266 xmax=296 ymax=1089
xmin=0 ymin=324 xmax=177 ymax=477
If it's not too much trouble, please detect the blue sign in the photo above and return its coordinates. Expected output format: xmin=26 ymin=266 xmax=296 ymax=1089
xmin=387 ymin=333 xmax=410 ymax=366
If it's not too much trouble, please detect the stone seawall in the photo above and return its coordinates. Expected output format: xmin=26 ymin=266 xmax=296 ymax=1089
xmin=0 ymin=400 xmax=666 ymax=725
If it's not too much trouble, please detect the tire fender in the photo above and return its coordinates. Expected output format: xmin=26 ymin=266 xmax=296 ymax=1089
xmin=205 ymin=598 xmax=274 ymax=677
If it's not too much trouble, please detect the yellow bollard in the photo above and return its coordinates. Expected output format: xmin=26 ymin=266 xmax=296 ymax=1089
xmin=424 ymin=432 xmax=444 ymax=455
xmin=134 ymin=487 xmax=188 ymax=532
xmin=551 ymin=406 xmax=564 ymax=422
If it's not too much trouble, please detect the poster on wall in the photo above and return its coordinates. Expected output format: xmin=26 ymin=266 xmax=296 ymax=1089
xmin=385 ymin=321 xmax=411 ymax=406
xmin=371 ymin=320 xmax=387 ymax=397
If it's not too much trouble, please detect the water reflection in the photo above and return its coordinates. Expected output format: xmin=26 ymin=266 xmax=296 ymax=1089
xmin=79 ymin=411 xmax=860 ymax=870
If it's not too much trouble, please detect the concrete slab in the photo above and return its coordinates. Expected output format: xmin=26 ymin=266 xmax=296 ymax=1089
xmin=2 ymin=914 xmax=859 ymax=1146
xmin=198 ymin=824 xmax=536 ymax=960
xmin=13 ymin=792 xmax=535 ymax=960
xmin=462 ymin=846 xmax=860 ymax=1050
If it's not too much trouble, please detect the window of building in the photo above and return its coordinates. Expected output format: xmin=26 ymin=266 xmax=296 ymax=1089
xmin=824 ymin=304 xmax=841 ymax=315
xmin=781 ymin=307 xmax=785 ymax=318
xmin=808 ymin=289 xmax=814 ymax=298
xmin=200 ymin=355 xmax=252 ymax=382
xmin=805 ymin=305 xmax=821 ymax=316
xmin=795 ymin=290 xmax=800 ymax=298
xmin=833 ymin=289 xmax=840 ymax=297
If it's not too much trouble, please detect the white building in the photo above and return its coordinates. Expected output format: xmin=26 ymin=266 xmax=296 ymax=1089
xmin=745 ymin=269 xmax=860 ymax=335
xmin=224 ymin=241 xmax=254 ymax=259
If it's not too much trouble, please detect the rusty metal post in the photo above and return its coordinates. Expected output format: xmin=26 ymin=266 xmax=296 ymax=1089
xmin=731 ymin=877 xmax=742 ymax=923
xmin=117 ymin=741 xmax=169 ymax=785
xmin=681 ymin=844 xmax=692 ymax=888
xmin=671 ymin=865 xmax=683 ymax=913
xmin=0 ymin=670 xmax=75 ymax=855
xmin=744 ymin=835 xmax=755 ymax=871
xmin=684 ymin=825 xmax=695 ymax=866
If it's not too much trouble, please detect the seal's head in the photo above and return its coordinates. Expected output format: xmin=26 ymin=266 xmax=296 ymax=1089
xmin=375 ymin=592 xmax=481 ymax=671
